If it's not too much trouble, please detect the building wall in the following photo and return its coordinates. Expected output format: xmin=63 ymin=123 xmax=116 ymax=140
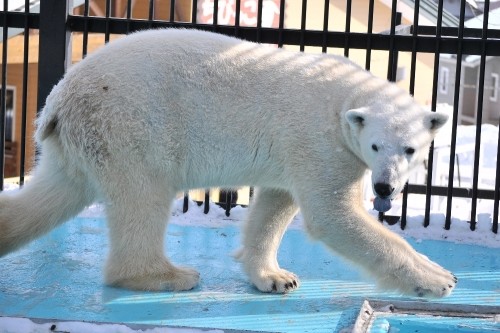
xmin=1 ymin=51 xmax=39 ymax=177
xmin=437 ymin=59 xmax=458 ymax=106
xmin=437 ymin=56 xmax=500 ymax=125
xmin=484 ymin=58 xmax=500 ymax=123
xmin=461 ymin=65 xmax=478 ymax=124
xmin=13 ymin=63 xmax=38 ymax=176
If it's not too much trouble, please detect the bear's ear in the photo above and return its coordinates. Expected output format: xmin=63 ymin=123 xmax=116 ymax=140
xmin=425 ymin=112 xmax=449 ymax=131
xmin=345 ymin=107 xmax=369 ymax=129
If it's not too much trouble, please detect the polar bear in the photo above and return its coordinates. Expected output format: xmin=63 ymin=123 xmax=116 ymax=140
xmin=0 ymin=29 xmax=456 ymax=297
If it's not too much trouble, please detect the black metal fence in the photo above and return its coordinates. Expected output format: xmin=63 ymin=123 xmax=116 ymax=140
xmin=1 ymin=0 xmax=499 ymax=233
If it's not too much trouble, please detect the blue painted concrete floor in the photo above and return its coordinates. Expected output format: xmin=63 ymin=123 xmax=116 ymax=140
xmin=0 ymin=213 xmax=499 ymax=332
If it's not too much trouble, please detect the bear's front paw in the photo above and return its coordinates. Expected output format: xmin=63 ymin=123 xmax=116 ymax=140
xmin=250 ymin=268 xmax=300 ymax=293
xmin=409 ymin=254 xmax=457 ymax=298
xmin=410 ymin=270 xmax=457 ymax=298
xmin=378 ymin=254 xmax=457 ymax=298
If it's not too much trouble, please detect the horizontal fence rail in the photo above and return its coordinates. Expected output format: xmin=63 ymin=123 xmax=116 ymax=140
xmin=1 ymin=0 xmax=500 ymax=234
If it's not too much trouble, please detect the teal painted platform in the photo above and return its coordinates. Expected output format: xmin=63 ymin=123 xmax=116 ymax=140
xmin=0 ymin=209 xmax=499 ymax=332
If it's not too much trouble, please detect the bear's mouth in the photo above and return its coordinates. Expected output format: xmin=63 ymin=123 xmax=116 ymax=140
xmin=373 ymin=196 xmax=392 ymax=212
xmin=372 ymin=182 xmax=397 ymax=212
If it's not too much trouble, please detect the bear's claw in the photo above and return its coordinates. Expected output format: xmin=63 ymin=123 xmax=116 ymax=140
xmin=377 ymin=251 xmax=457 ymax=298
xmin=253 ymin=269 xmax=300 ymax=293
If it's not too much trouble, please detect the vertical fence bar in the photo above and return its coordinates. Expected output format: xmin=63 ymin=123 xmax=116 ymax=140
xmin=125 ymin=0 xmax=132 ymax=33
xmin=37 ymin=0 xmax=72 ymax=112
xmin=425 ymin=0 xmax=445 ymax=228
xmin=213 ymin=0 xmax=218 ymax=28
xmin=408 ymin=1 xmax=420 ymax=96
xmin=386 ymin=0 xmax=398 ymax=81
xmin=191 ymin=0 xmax=198 ymax=24
xmin=170 ymin=0 xmax=176 ymax=22
xmin=256 ymin=0 xmax=263 ymax=43
xmin=148 ymin=0 xmax=155 ymax=22
xmin=19 ymin=0 xmax=30 ymax=185
xmin=104 ymin=0 xmax=111 ymax=43
xmin=277 ymin=0 xmax=285 ymax=48
xmin=299 ymin=0 xmax=307 ymax=52
xmin=321 ymin=0 xmax=329 ymax=53
xmin=493 ymin=126 xmax=500 ymax=233
xmin=445 ymin=0 xmax=467 ymax=230
xmin=468 ymin=2 xmax=490 ymax=231
xmin=364 ymin=0 xmax=374 ymax=70
xmin=234 ymin=0 xmax=241 ymax=37
xmin=204 ymin=190 xmax=210 ymax=214
xmin=0 ymin=0 xmax=8 ymax=190
xmin=82 ymin=0 xmax=89 ymax=58
xmin=217 ymin=190 xmax=229 ymax=215
xmin=225 ymin=191 xmax=231 ymax=217
xmin=183 ymin=192 xmax=189 ymax=213
xmin=343 ymin=0 xmax=351 ymax=57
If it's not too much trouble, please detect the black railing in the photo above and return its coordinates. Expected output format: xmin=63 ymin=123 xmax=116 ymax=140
xmin=1 ymin=0 xmax=499 ymax=234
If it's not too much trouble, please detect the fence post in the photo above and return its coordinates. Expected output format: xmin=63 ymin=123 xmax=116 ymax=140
xmin=37 ymin=0 xmax=73 ymax=112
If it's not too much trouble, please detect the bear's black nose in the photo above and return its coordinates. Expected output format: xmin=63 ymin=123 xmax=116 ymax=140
xmin=374 ymin=183 xmax=395 ymax=198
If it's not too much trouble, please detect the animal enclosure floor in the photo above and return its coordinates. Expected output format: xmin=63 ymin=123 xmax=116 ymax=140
xmin=0 ymin=214 xmax=499 ymax=332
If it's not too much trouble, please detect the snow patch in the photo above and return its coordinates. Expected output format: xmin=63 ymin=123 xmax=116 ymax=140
xmin=0 ymin=317 xmax=224 ymax=333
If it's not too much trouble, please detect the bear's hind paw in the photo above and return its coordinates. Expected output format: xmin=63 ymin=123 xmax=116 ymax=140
xmin=107 ymin=265 xmax=200 ymax=291
xmin=251 ymin=269 xmax=300 ymax=293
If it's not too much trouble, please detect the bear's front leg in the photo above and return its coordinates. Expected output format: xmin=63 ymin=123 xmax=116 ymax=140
xmin=235 ymin=188 xmax=300 ymax=293
xmin=298 ymin=190 xmax=457 ymax=298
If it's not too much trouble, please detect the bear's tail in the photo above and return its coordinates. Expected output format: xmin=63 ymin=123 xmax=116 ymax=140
xmin=0 ymin=106 xmax=95 ymax=257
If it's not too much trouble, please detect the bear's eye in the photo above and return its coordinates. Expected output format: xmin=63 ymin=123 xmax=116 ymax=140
xmin=371 ymin=144 xmax=378 ymax=152
xmin=405 ymin=147 xmax=415 ymax=155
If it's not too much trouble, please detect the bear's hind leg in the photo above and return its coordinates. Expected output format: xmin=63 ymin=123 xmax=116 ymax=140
xmin=235 ymin=188 xmax=300 ymax=293
xmin=103 ymin=178 xmax=199 ymax=291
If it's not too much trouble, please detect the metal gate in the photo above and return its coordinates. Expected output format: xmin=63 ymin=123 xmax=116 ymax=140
xmin=1 ymin=0 xmax=499 ymax=233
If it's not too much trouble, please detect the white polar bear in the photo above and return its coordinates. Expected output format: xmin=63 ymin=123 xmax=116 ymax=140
xmin=0 ymin=29 xmax=456 ymax=297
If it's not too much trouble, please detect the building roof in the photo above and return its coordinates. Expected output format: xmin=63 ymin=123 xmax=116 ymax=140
xmin=440 ymin=7 xmax=500 ymax=65
xmin=401 ymin=0 xmax=460 ymax=27
xmin=464 ymin=6 xmax=500 ymax=29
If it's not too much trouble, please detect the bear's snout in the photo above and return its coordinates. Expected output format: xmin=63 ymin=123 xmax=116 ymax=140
xmin=374 ymin=183 xmax=395 ymax=198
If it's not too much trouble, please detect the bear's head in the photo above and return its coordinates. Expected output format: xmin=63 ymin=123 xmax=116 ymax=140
xmin=345 ymin=103 xmax=448 ymax=201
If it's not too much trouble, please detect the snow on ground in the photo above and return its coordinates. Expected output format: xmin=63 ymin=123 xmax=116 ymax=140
xmin=78 ymin=195 xmax=499 ymax=248
xmin=378 ymin=198 xmax=500 ymax=248
xmin=0 ymin=317 xmax=224 ymax=333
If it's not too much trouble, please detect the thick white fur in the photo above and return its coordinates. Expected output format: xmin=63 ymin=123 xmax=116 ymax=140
xmin=0 ymin=29 xmax=456 ymax=297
